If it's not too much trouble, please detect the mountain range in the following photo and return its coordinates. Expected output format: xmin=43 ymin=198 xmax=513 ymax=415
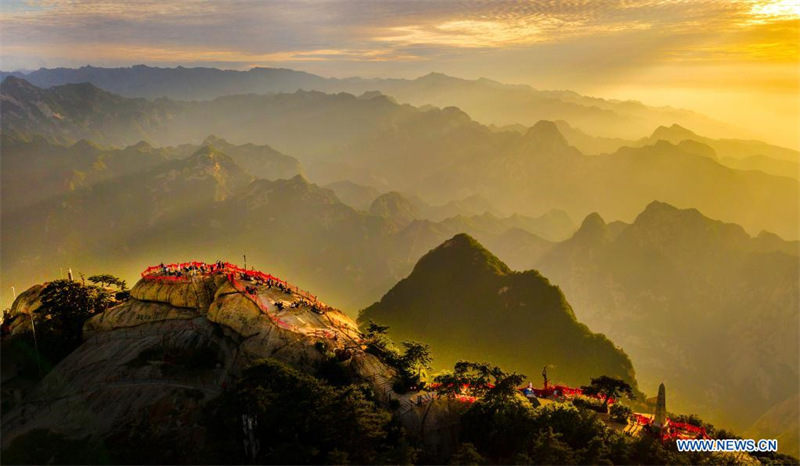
xmin=3 ymin=128 xmax=794 ymax=436
xmin=2 ymin=77 xmax=797 ymax=239
xmin=417 ymin=120 xmax=798 ymax=239
xmin=0 ymin=136 xmax=570 ymax=312
xmin=1 ymin=65 xmax=741 ymax=141
xmin=0 ymin=133 xmax=300 ymax=214
xmin=1 ymin=66 xmax=797 ymax=453
xmin=554 ymin=121 xmax=799 ymax=180
xmin=531 ymin=202 xmax=798 ymax=433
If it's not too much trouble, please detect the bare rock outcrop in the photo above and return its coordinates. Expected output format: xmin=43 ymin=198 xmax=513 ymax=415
xmin=129 ymin=275 xmax=218 ymax=310
xmin=2 ymin=269 xmax=444 ymax=449
xmin=5 ymin=283 xmax=45 ymax=336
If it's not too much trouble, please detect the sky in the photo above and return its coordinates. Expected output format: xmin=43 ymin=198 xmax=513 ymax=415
xmin=1 ymin=0 xmax=798 ymax=148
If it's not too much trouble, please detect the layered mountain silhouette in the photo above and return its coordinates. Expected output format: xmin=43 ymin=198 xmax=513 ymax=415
xmin=0 ymin=76 xmax=169 ymax=145
xmin=552 ymin=120 xmax=632 ymax=155
xmin=556 ymin=121 xmax=799 ymax=180
xmin=324 ymin=182 xmax=505 ymax=227
xmin=418 ymin=122 xmax=798 ymax=239
xmin=0 ymin=133 xmax=301 ymax=215
xmin=359 ymin=234 xmax=638 ymax=388
xmin=0 ymin=133 xmax=173 ymax=213
xmin=641 ymin=124 xmax=798 ymax=162
xmin=2 ymin=62 xmax=798 ymax=464
xmin=721 ymin=155 xmax=799 ymax=180
xmin=1 ymin=65 xmax=737 ymax=140
xmin=639 ymin=124 xmax=799 ymax=179
xmin=2 ymin=74 xmax=797 ymax=444
xmin=3 ymin=145 xmax=252 ymax=264
xmin=323 ymin=180 xmax=381 ymax=211
xmin=369 ymin=192 xmax=421 ymax=230
xmin=2 ymin=78 xmax=796 ymax=238
xmin=412 ymin=194 xmax=499 ymax=223
xmin=0 ymin=137 xmax=572 ymax=311
xmin=197 ymin=135 xmax=301 ymax=181
xmin=9 ymin=144 xmax=785 ymax=432
xmin=533 ymin=202 xmax=798 ymax=433
xmin=0 ymin=77 xmax=500 ymax=190
xmin=0 ymin=151 xmax=390 ymax=310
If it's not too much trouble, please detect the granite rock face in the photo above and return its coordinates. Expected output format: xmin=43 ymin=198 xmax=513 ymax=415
xmin=2 ymin=272 xmax=421 ymax=448
xmin=5 ymin=283 xmax=45 ymax=336
xmin=128 ymin=275 xmax=218 ymax=310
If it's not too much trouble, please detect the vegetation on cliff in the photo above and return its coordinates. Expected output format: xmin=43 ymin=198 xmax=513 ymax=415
xmin=360 ymin=233 xmax=638 ymax=389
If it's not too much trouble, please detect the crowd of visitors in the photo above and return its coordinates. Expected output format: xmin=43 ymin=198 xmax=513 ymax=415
xmin=143 ymin=261 xmax=318 ymax=303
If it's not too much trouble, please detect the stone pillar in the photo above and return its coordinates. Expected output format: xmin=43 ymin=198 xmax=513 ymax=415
xmin=653 ymin=383 xmax=667 ymax=428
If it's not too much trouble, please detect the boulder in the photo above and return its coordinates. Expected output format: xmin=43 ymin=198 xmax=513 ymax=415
xmin=6 ymin=283 xmax=45 ymax=336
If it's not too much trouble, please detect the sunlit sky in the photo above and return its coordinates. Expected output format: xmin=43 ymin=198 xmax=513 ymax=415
xmin=1 ymin=0 xmax=798 ymax=148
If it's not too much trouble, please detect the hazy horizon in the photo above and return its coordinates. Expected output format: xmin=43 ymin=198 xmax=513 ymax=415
xmin=2 ymin=0 xmax=798 ymax=149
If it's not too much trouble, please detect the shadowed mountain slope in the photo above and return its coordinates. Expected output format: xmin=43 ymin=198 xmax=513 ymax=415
xmin=534 ymin=202 xmax=799 ymax=433
xmin=359 ymin=234 xmax=638 ymax=389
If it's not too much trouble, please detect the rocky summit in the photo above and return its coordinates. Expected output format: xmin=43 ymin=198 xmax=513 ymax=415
xmin=1 ymin=262 xmax=456 ymax=453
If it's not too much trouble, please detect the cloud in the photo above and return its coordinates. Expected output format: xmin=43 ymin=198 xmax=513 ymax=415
xmin=2 ymin=0 xmax=797 ymax=67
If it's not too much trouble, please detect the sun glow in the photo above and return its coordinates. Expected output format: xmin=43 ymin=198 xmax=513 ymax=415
xmin=750 ymin=0 xmax=800 ymax=20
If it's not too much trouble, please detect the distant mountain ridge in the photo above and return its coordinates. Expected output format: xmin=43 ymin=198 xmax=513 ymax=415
xmin=640 ymin=124 xmax=799 ymax=162
xmin=369 ymin=192 xmax=421 ymax=230
xmin=417 ymin=121 xmax=798 ymax=239
xmin=199 ymin=135 xmax=302 ymax=181
xmin=533 ymin=201 xmax=799 ymax=434
xmin=0 ymin=132 xmax=301 ymax=215
xmin=1 ymin=65 xmax=741 ymax=140
xmin=0 ymin=76 xmax=502 ymax=189
xmin=3 ymin=78 xmax=796 ymax=238
xmin=640 ymin=124 xmax=800 ymax=180
xmin=0 ymin=133 xmax=175 ymax=213
xmin=554 ymin=121 xmax=799 ymax=179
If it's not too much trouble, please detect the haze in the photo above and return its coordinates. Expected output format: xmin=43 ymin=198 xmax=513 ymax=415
xmin=1 ymin=0 xmax=798 ymax=148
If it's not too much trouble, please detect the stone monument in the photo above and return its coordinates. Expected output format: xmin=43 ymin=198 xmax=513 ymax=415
xmin=653 ymin=383 xmax=667 ymax=429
